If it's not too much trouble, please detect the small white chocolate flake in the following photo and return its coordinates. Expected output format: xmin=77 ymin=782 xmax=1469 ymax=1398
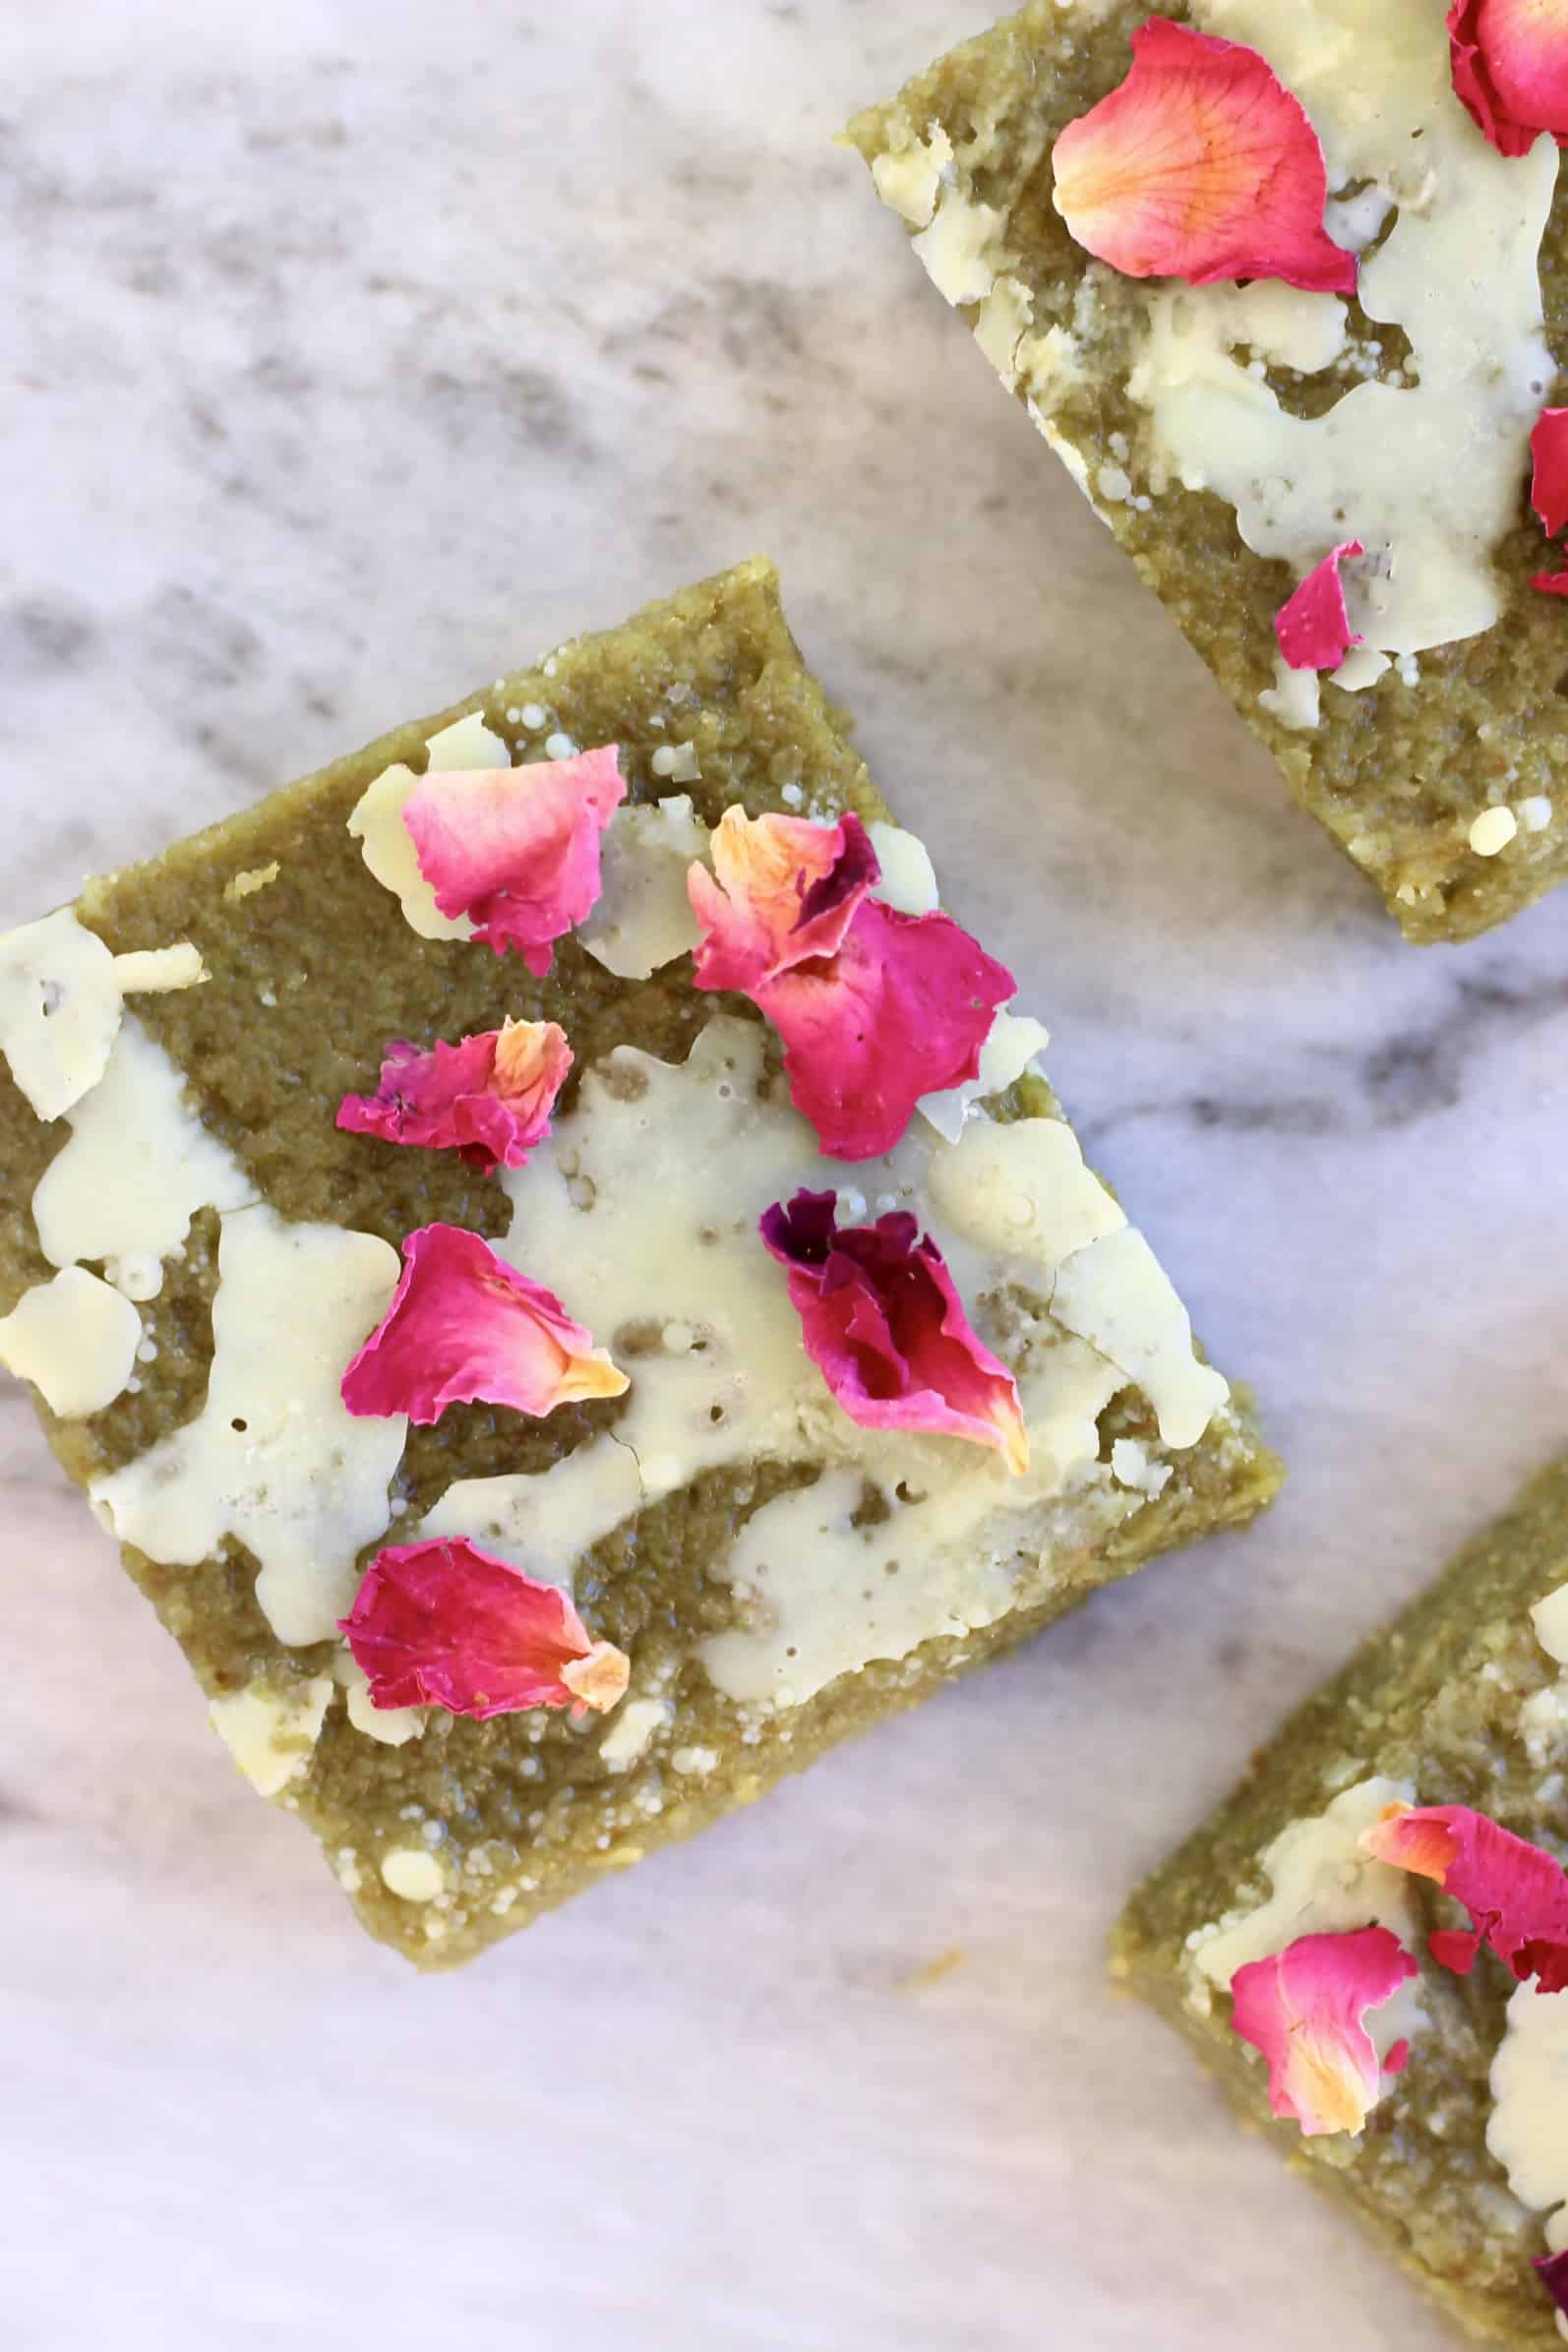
xmin=1520 ymin=797 xmax=1553 ymax=833
xmin=1470 ymin=807 xmax=1519 ymax=858
xmin=519 ymin=703 xmax=547 ymax=731
xmin=1258 ymin=658 xmax=1322 ymax=735
xmin=913 ymin=188 xmax=1006 ymax=307
xmin=210 ymin=1676 xmax=333 ymax=1799
xmin=672 ymin=1746 xmax=719 ymax=1778
xmin=598 ymin=1697 xmax=675 ymax=1773
xmin=333 ymin=1652 xmax=428 ymax=1748
xmin=223 ymin=863 xmax=280 ymax=904
xmin=0 ymin=910 xmax=207 ymax=1124
xmin=866 ymin=821 xmax=940 ymax=918
xmin=650 ymin=741 xmax=701 ymax=784
xmin=381 ymin=1847 xmax=447 ymax=1902
xmin=1487 ymin=1984 xmax=1568 ymax=2259
xmin=545 ymin=732 xmax=579 ymax=762
xmin=577 ymin=796 xmax=709 ymax=981
xmin=0 ymin=1266 xmax=142 ymax=1418
xmin=918 ymin=1009 xmax=1051 ymax=1145
xmin=871 ymin=125 xmax=954 ymax=229
xmin=346 ymin=711 xmax=509 ymax=941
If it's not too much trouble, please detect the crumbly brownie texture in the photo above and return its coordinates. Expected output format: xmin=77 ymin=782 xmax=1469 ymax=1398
xmin=847 ymin=0 xmax=1568 ymax=944
xmin=0 ymin=560 xmax=1279 ymax=1969
xmin=1116 ymin=1456 xmax=1568 ymax=2348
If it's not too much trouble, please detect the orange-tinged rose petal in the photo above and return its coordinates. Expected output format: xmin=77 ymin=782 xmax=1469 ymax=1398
xmin=1450 ymin=0 xmax=1568 ymax=155
xmin=1053 ymin=19 xmax=1357 ymax=294
xmin=1228 ymin=1926 xmax=1418 ymax=2138
xmin=336 ymin=1019 xmax=572 ymax=1174
xmin=340 ymin=1224 xmax=628 ymax=1427
xmin=1362 ymin=1802 xmax=1568 ymax=1990
xmin=341 ymin=1537 xmax=631 ymax=1722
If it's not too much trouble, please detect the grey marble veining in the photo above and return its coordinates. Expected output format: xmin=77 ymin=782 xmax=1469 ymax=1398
xmin=4 ymin=4 xmax=1568 ymax=2348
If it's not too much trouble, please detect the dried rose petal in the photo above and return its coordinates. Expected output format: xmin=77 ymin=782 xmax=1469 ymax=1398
xmin=336 ymin=1019 xmax=573 ymax=1175
xmin=1275 ymin=541 xmax=1365 ymax=673
xmin=1532 ymin=408 xmax=1568 ymax=535
xmin=340 ymin=1224 xmax=628 ymax=1427
xmin=1537 ymin=2247 xmax=1568 ymax=2317
xmin=1229 ymin=1926 xmax=1418 ymax=2138
xmin=1449 ymin=0 xmax=1568 ymax=157
xmin=341 ymin=1537 xmax=630 ymax=1722
xmin=1535 ymin=569 xmax=1568 ymax=597
xmin=761 ymin=1188 xmax=1028 ymax=1472
xmin=761 ymin=901 xmax=1014 ymax=1159
xmin=689 ymin=807 xmax=880 ymax=992
xmin=690 ymin=809 xmax=1012 ymax=1160
xmin=402 ymin=744 xmax=626 ymax=974
xmin=1052 ymin=20 xmax=1357 ymax=295
xmin=1362 ymin=1803 xmax=1568 ymax=1991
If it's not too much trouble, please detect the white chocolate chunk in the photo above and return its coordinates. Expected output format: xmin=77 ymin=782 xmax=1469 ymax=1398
xmin=0 ymin=910 xmax=206 ymax=1123
xmin=209 ymin=1676 xmax=333 ymax=1798
xmin=32 ymin=1017 xmax=256 ymax=1284
xmin=1488 ymin=1984 xmax=1568 ymax=2244
xmin=346 ymin=711 xmax=509 ymax=941
xmin=926 ymin=1112 xmax=1123 ymax=1262
xmin=650 ymin=741 xmax=701 ymax=784
xmin=91 ymin=1204 xmax=405 ymax=1647
xmin=576 ymin=796 xmax=709 ymax=981
xmin=866 ymin=821 xmax=940 ymax=917
xmin=598 ymin=1696 xmax=674 ymax=1772
xmin=1470 ymin=807 xmax=1519 ymax=857
xmin=0 ymin=1266 xmax=143 ymax=1417
xmin=333 ymin=1652 xmax=427 ymax=1748
xmin=871 ymin=125 xmax=954 ymax=228
xmin=919 ymin=1010 xmax=1052 ymax=1145
xmin=381 ymin=1847 xmax=446 ymax=1902
xmin=914 ymin=189 xmax=1006 ymax=306
xmin=1050 ymin=1228 xmax=1229 ymax=1450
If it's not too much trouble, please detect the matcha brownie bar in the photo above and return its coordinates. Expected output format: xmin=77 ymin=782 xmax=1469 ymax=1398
xmin=0 ymin=559 xmax=1279 ymax=1969
xmin=848 ymin=0 xmax=1568 ymax=943
xmin=1116 ymin=1455 xmax=1568 ymax=2346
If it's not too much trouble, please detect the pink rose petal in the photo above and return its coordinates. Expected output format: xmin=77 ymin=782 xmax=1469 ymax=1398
xmin=689 ymin=807 xmax=880 ymax=992
xmin=1449 ymin=0 xmax=1568 ymax=157
xmin=760 ymin=901 xmax=1014 ymax=1160
xmin=340 ymin=1224 xmax=629 ymax=1427
xmin=1228 ymin=1926 xmax=1418 ymax=2138
xmin=1537 ymin=2247 xmax=1568 ymax=2318
xmin=1052 ymin=19 xmax=1357 ymax=294
xmin=340 ymin=1537 xmax=631 ymax=1722
xmin=402 ymin=744 xmax=627 ymax=975
xmin=336 ymin=1019 xmax=573 ymax=1174
xmin=1275 ymin=541 xmax=1365 ymax=673
xmin=761 ymin=1188 xmax=1029 ymax=1472
xmin=1535 ymin=569 xmax=1568 ymax=597
xmin=690 ymin=809 xmax=1013 ymax=1160
xmin=1532 ymin=408 xmax=1568 ymax=535
xmin=1362 ymin=1803 xmax=1568 ymax=1992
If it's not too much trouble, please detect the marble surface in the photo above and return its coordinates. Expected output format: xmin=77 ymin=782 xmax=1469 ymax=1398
xmin=5 ymin=3 xmax=1568 ymax=2346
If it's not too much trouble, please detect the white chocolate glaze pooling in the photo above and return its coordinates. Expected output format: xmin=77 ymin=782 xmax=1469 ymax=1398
xmin=0 ymin=909 xmax=206 ymax=1123
xmin=421 ymin=1009 xmax=1236 ymax=1714
xmin=1129 ymin=0 xmax=1558 ymax=661
xmin=91 ymin=1204 xmax=406 ymax=1648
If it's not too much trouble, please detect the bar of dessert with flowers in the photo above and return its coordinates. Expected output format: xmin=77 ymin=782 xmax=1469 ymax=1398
xmin=1116 ymin=1454 xmax=1568 ymax=2347
xmin=0 ymin=561 xmax=1279 ymax=1966
xmin=848 ymin=0 xmax=1568 ymax=940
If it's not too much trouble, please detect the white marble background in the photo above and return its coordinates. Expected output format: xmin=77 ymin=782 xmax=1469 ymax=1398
xmin=4 ymin=3 xmax=1567 ymax=2345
